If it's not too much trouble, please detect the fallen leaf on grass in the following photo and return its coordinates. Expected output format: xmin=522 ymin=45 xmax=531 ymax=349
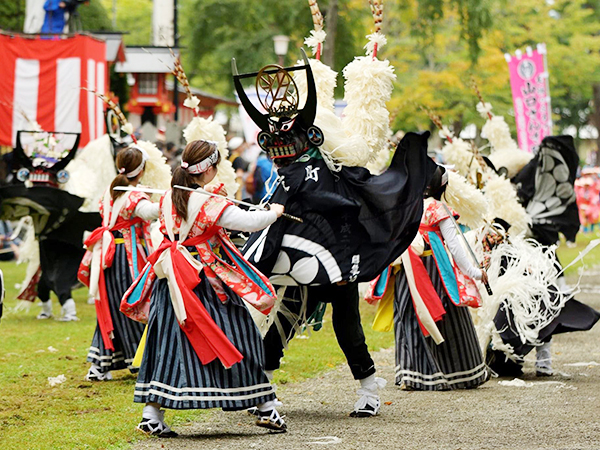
xmin=48 ymin=375 xmax=66 ymax=387
xmin=384 ymin=401 xmax=393 ymax=405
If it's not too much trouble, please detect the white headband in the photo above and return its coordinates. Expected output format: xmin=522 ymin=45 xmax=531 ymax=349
xmin=119 ymin=145 xmax=149 ymax=178
xmin=181 ymin=146 xmax=219 ymax=175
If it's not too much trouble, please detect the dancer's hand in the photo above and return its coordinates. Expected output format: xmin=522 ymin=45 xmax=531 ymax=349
xmin=269 ymin=204 xmax=285 ymax=218
xmin=480 ymin=270 xmax=489 ymax=285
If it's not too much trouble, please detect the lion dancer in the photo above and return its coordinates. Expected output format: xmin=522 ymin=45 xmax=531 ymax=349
xmin=235 ymin=0 xmax=435 ymax=417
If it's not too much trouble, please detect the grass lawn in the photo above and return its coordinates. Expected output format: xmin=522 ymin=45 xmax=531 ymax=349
xmin=0 ymin=229 xmax=598 ymax=449
xmin=0 ymin=262 xmax=392 ymax=449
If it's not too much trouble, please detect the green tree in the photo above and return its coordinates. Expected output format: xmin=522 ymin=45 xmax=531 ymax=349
xmin=100 ymin=0 xmax=152 ymax=45
xmin=0 ymin=0 xmax=26 ymax=32
xmin=386 ymin=0 xmax=600 ymax=142
xmin=410 ymin=0 xmax=492 ymax=64
xmin=181 ymin=0 xmax=368 ymax=97
xmin=79 ymin=0 xmax=113 ymax=31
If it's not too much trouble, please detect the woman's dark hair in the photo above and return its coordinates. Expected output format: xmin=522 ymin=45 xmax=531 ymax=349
xmin=172 ymin=140 xmax=221 ymax=218
xmin=110 ymin=147 xmax=144 ymax=200
xmin=424 ymin=165 xmax=448 ymax=200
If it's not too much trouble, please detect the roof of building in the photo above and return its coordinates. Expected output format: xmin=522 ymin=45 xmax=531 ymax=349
xmin=115 ymin=46 xmax=180 ymax=74
xmin=92 ymin=32 xmax=126 ymax=63
xmin=165 ymin=80 xmax=238 ymax=106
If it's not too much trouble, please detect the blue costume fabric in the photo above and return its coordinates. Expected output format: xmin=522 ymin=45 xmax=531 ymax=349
xmin=41 ymin=0 xmax=66 ymax=34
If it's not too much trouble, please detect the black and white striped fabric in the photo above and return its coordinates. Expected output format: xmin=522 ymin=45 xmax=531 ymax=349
xmin=394 ymin=256 xmax=487 ymax=390
xmin=134 ymin=268 xmax=276 ymax=410
xmin=87 ymin=241 xmax=145 ymax=373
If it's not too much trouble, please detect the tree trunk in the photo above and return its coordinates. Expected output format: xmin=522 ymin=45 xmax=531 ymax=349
xmin=322 ymin=0 xmax=338 ymax=68
xmin=592 ymin=83 xmax=600 ymax=165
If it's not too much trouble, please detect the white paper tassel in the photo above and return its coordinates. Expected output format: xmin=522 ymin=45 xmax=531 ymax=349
xmin=364 ymin=32 xmax=387 ymax=56
xmin=342 ymin=55 xmax=396 ymax=165
xmin=137 ymin=140 xmax=172 ymax=197
xmin=479 ymin=107 xmax=532 ymax=178
xmin=304 ymin=29 xmax=327 ymax=57
xmin=482 ymin=172 xmax=531 ymax=235
xmin=63 ymin=135 xmax=117 ymax=212
xmin=443 ymin=171 xmax=489 ymax=229
xmin=440 ymin=137 xmax=482 ymax=179
xmin=183 ymin=117 xmax=239 ymax=197
xmin=476 ymin=102 xmax=493 ymax=119
xmin=472 ymin=231 xmax=573 ymax=358
xmin=365 ymin=145 xmax=392 ymax=174
xmin=488 ymin=148 xmax=533 ymax=179
xmin=295 ymin=58 xmax=337 ymax=112
xmin=314 ymin=108 xmax=372 ymax=168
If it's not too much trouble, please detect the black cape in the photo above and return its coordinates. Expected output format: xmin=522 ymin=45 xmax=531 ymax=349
xmin=512 ymin=135 xmax=580 ymax=245
xmin=243 ymin=131 xmax=436 ymax=285
xmin=0 ymin=185 xmax=101 ymax=300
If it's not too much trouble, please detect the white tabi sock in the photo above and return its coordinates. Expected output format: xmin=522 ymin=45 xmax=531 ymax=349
xmin=257 ymin=400 xmax=277 ymax=413
xmin=142 ymin=404 xmax=162 ymax=421
xmin=359 ymin=374 xmax=376 ymax=389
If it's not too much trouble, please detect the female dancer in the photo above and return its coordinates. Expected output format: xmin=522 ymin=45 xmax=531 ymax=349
xmin=132 ymin=140 xmax=286 ymax=436
xmin=80 ymin=146 xmax=158 ymax=381
xmin=391 ymin=166 xmax=488 ymax=390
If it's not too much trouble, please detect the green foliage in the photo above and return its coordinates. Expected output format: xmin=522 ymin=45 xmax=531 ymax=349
xmin=79 ymin=0 xmax=113 ymax=31
xmin=0 ymin=0 xmax=25 ymax=32
xmin=99 ymin=0 xmax=153 ymax=45
xmin=409 ymin=0 xmax=492 ymax=64
xmin=181 ymin=0 xmax=367 ymax=97
xmin=455 ymin=0 xmax=492 ymax=62
xmin=387 ymin=0 xmax=600 ymax=137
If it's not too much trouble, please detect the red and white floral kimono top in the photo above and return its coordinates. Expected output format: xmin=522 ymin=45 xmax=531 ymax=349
xmin=122 ymin=189 xmax=277 ymax=369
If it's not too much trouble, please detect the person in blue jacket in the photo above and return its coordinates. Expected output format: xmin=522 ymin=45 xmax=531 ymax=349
xmin=41 ymin=1 xmax=66 ymax=34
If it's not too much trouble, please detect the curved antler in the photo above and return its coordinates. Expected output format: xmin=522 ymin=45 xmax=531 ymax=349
xmin=231 ymin=58 xmax=269 ymax=131
xmin=298 ymin=49 xmax=317 ymax=127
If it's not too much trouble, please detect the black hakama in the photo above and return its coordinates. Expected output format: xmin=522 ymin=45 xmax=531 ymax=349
xmin=134 ymin=269 xmax=275 ymax=410
xmin=87 ymin=241 xmax=145 ymax=373
xmin=394 ymin=256 xmax=487 ymax=390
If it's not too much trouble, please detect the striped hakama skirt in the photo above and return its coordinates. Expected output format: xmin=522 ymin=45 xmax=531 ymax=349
xmin=394 ymin=255 xmax=487 ymax=390
xmin=134 ymin=270 xmax=276 ymax=410
xmin=87 ymin=241 xmax=145 ymax=373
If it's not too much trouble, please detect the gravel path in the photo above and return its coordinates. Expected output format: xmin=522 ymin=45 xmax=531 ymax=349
xmin=134 ymin=271 xmax=600 ymax=450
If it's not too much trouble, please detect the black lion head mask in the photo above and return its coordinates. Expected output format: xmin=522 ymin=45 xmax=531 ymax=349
xmin=232 ymin=49 xmax=324 ymax=165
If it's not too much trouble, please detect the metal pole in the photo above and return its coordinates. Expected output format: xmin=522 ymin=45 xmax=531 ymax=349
xmin=173 ymin=0 xmax=179 ymax=123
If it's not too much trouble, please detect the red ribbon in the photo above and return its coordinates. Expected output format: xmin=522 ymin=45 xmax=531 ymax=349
xmin=148 ymin=229 xmax=244 ymax=369
xmin=407 ymin=248 xmax=446 ymax=337
xmin=85 ymin=217 xmax=143 ymax=351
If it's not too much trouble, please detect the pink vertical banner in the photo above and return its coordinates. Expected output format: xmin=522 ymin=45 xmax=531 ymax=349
xmin=505 ymin=43 xmax=553 ymax=153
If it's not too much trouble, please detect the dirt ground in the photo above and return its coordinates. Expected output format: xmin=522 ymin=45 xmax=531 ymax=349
xmin=134 ymin=270 xmax=600 ymax=450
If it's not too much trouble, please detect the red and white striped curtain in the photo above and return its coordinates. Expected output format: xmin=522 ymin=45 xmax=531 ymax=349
xmin=0 ymin=34 xmax=107 ymax=148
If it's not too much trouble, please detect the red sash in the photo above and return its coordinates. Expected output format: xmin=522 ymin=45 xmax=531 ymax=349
xmin=148 ymin=229 xmax=244 ymax=369
xmin=84 ymin=217 xmax=143 ymax=351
